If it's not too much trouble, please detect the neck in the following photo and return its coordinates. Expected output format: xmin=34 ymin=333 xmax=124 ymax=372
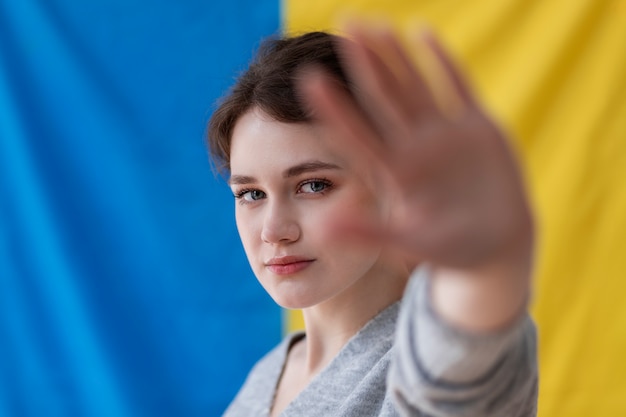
xmin=298 ymin=259 xmax=409 ymax=378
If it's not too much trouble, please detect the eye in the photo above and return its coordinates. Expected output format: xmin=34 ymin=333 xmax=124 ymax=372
xmin=298 ymin=179 xmax=333 ymax=194
xmin=234 ymin=189 xmax=266 ymax=203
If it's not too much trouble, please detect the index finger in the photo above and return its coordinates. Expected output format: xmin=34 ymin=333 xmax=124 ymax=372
xmin=297 ymin=66 xmax=392 ymax=178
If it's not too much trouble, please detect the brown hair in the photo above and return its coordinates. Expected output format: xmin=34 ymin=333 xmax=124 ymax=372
xmin=207 ymin=31 xmax=351 ymax=174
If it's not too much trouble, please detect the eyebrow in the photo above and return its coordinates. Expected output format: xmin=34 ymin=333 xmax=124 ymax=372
xmin=228 ymin=160 xmax=341 ymax=186
xmin=284 ymin=160 xmax=341 ymax=178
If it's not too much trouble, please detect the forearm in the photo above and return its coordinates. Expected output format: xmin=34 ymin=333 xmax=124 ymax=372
xmin=430 ymin=221 xmax=534 ymax=332
xmin=390 ymin=268 xmax=538 ymax=416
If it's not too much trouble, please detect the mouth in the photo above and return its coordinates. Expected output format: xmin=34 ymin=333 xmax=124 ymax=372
xmin=265 ymin=256 xmax=315 ymax=275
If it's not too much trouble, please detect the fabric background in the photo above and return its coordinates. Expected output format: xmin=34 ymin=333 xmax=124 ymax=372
xmin=284 ymin=1 xmax=626 ymax=416
xmin=2 ymin=0 xmax=625 ymax=416
xmin=1 ymin=1 xmax=281 ymax=416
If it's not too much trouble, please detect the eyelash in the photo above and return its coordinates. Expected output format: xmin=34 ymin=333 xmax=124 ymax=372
xmin=297 ymin=178 xmax=333 ymax=194
xmin=233 ymin=178 xmax=334 ymax=205
xmin=233 ymin=188 xmax=262 ymax=202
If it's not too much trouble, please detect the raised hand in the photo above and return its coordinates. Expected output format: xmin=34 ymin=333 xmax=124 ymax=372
xmin=300 ymin=24 xmax=533 ymax=271
xmin=299 ymin=24 xmax=534 ymax=329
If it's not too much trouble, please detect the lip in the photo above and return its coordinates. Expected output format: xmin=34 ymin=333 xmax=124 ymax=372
xmin=265 ymin=256 xmax=315 ymax=275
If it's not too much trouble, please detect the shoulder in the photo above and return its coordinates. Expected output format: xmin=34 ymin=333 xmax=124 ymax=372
xmin=245 ymin=332 xmax=305 ymax=391
xmin=223 ymin=333 xmax=304 ymax=417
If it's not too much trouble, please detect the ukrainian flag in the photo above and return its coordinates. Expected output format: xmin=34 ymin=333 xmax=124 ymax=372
xmin=1 ymin=0 xmax=624 ymax=416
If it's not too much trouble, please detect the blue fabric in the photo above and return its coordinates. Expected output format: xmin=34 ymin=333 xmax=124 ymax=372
xmin=0 ymin=1 xmax=281 ymax=415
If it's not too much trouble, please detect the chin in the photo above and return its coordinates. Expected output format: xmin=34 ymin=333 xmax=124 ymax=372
xmin=271 ymin=295 xmax=317 ymax=310
xmin=268 ymin=287 xmax=328 ymax=310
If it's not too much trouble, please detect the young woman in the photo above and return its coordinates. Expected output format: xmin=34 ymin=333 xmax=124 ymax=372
xmin=208 ymin=25 xmax=538 ymax=417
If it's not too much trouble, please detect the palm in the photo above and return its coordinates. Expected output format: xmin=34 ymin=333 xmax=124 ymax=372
xmin=300 ymin=27 xmax=532 ymax=269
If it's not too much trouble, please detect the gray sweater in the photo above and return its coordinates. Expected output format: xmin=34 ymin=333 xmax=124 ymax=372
xmin=223 ymin=269 xmax=538 ymax=416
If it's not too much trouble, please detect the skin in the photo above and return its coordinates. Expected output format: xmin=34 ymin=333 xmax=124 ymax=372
xmin=230 ymin=108 xmax=409 ymax=416
xmin=298 ymin=25 xmax=534 ymax=331
xmin=228 ymin=23 xmax=534 ymax=417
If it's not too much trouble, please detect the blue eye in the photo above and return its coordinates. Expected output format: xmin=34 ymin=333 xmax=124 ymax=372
xmin=235 ymin=189 xmax=266 ymax=203
xmin=298 ymin=179 xmax=332 ymax=194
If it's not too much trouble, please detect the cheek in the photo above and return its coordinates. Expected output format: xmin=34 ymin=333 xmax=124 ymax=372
xmin=235 ymin=208 xmax=260 ymax=258
xmin=305 ymin=195 xmax=383 ymax=286
xmin=305 ymin=188 xmax=383 ymax=248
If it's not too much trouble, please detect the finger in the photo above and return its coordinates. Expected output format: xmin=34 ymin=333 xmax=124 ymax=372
xmin=338 ymin=25 xmax=440 ymax=133
xmin=420 ymin=30 xmax=477 ymax=109
xmin=335 ymin=30 xmax=412 ymax=137
xmin=297 ymin=66 xmax=392 ymax=176
xmin=372 ymin=27 xmax=441 ymax=119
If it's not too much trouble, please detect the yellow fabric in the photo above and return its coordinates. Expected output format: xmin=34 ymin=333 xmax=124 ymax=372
xmin=283 ymin=0 xmax=626 ymax=415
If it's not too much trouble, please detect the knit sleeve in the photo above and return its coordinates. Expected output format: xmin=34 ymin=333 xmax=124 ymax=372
xmin=388 ymin=267 xmax=538 ymax=417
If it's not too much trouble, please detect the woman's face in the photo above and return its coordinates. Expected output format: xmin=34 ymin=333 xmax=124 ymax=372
xmin=229 ymin=108 xmax=384 ymax=309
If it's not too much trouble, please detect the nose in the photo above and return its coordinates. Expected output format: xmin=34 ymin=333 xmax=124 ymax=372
xmin=261 ymin=201 xmax=300 ymax=244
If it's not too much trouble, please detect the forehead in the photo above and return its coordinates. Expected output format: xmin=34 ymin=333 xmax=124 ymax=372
xmin=230 ymin=108 xmax=343 ymax=175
